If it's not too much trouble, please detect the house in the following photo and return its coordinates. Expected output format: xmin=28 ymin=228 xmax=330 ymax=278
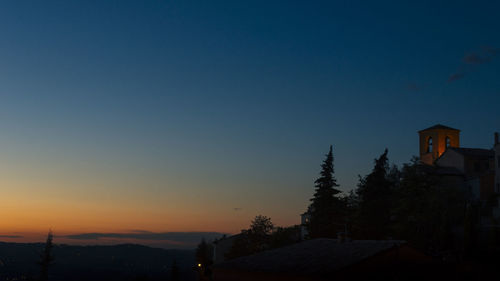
xmin=212 ymin=239 xmax=439 ymax=281
xmin=436 ymin=147 xmax=495 ymax=201
xmin=213 ymin=234 xmax=242 ymax=264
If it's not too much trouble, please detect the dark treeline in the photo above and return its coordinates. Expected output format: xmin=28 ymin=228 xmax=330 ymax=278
xmin=215 ymin=146 xmax=500 ymax=265
xmin=308 ymin=146 xmax=499 ymax=260
xmin=195 ymin=215 xmax=300 ymax=269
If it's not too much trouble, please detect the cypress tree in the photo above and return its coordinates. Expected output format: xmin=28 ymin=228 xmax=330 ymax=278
xmin=38 ymin=231 xmax=54 ymax=281
xmin=307 ymin=145 xmax=344 ymax=238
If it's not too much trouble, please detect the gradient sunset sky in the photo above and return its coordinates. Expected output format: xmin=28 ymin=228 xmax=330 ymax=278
xmin=0 ymin=0 xmax=499 ymax=248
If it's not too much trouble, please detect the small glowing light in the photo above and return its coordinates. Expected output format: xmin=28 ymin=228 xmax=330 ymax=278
xmin=198 ymin=263 xmax=202 ymax=267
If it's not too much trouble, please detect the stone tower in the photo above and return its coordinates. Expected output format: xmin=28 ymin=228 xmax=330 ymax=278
xmin=418 ymin=124 xmax=460 ymax=165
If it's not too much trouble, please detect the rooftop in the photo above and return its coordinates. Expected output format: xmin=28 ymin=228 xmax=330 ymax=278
xmin=447 ymin=147 xmax=494 ymax=158
xmin=214 ymin=239 xmax=405 ymax=275
xmin=419 ymin=124 xmax=460 ymax=132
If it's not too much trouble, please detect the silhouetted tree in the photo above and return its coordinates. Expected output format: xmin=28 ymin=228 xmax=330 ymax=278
xmin=248 ymin=215 xmax=273 ymax=249
xmin=195 ymin=238 xmax=213 ymax=267
xmin=226 ymin=215 xmax=275 ymax=259
xmin=195 ymin=238 xmax=213 ymax=280
xmin=342 ymin=189 xmax=359 ymax=237
xmin=391 ymin=157 xmax=466 ymax=254
xmin=307 ymin=146 xmax=345 ymax=238
xmin=38 ymin=231 xmax=54 ymax=281
xmin=356 ymin=149 xmax=395 ymax=239
xmin=270 ymin=225 xmax=301 ymax=249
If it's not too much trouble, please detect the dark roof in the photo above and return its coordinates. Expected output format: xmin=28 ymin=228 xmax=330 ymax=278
xmin=214 ymin=239 xmax=405 ymax=275
xmin=419 ymin=124 xmax=460 ymax=132
xmin=213 ymin=234 xmax=242 ymax=245
xmin=447 ymin=147 xmax=494 ymax=158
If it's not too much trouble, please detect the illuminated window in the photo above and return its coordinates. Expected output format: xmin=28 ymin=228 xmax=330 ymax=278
xmin=446 ymin=136 xmax=451 ymax=148
xmin=427 ymin=137 xmax=433 ymax=153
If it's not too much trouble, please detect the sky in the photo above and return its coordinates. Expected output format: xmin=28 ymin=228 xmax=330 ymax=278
xmin=0 ymin=0 xmax=499 ymax=248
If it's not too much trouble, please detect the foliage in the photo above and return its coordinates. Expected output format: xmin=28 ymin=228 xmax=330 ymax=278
xmin=390 ymin=158 xmax=467 ymax=254
xmin=269 ymin=225 xmax=301 ymax=249
xmin=307 ymin=146 xmax=345 ymax=238
xmin=225 ymin=215 xmax=275 ymax=259
xmin=225 ymin=216 xmax=301 ymax=260
xmin=195 ymin=239 xmax=214 ymax=280
xmin=195 ymin=239 xmax=213 ymax=267
xmin=355 ymin=149 xmax=396 ymax=239
xmin=349 ymin=154 xmax=469 ymax=255
xmin=249 ymin=215 xmax=274 ymax=240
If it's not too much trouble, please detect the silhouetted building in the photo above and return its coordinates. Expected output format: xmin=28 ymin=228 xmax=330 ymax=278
xmin=300 ymin=212 xmax=310 ymax=239
xmin=420 ymin=124 xmax=499 ymax=219
xmin=213 ymin=234 xmax=241 ymax=264
xmin=436 ymin=147 xmax=495 ymax=201
xmin=212 ymin=239 xmax=438 ymax=281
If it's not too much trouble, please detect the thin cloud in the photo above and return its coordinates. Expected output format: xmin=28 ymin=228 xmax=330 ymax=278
xmin=448 ymin=46 xmax=498 ymax=83
xmin=448 ymin=73 xmax=465 ymax=82
xmin=129 ymin=230 xmax=153 ymax=234
xmin=482 ymin=46 xmax=500 ymax=55
xmin=63 ymin=231 xmax=225 ymax=244
xmin=406 ymin=83 xmax=421 ymax=91
xmin=0 ymin=235 xmax=23 ymax=238
xmin=463 ymin=54 xmax=491 ymax=64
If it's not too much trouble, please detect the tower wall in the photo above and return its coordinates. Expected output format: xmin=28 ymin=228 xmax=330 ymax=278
xmin=419 ymin=126 xmax=460 ymax=165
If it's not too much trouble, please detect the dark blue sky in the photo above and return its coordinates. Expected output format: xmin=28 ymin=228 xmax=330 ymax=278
xmin=0 ymin=0 xmax=499 ymax=234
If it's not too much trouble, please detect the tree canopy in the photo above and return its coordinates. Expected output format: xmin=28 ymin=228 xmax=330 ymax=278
xmin=355 ymin=149 xmax=396 ymax=239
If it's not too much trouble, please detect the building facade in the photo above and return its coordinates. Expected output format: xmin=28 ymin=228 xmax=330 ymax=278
xmin=420 ymin=124 xmax=500 ymax=221
xmin=418 ymin=124 xmax=460 ymax=165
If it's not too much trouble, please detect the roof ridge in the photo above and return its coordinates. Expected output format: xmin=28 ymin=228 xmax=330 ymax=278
xmin=419 ymin=124 xmax=460 ymax=132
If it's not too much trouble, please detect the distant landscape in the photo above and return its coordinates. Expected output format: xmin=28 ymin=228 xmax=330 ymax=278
xmin=0 ymin=242 xmax=195 ymax=281
xmin=1 ymin=1 xmax=500 ymax=281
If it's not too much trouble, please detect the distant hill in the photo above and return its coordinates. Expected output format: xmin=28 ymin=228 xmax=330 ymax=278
xmin=0 ymin=242 xmax=196 ymax=281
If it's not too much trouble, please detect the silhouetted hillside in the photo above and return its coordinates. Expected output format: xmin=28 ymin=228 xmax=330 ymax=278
xmin=0 ymin=242 xmax=196 ymax=281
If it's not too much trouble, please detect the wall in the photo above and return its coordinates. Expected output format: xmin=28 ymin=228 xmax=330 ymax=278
xmin=213 ymin=235 xmax=240 ymax=264
xmin=419 ymin=128 xmax=460 ymax=165
xmin=435 ymin=150 xmax=464 ymax=173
